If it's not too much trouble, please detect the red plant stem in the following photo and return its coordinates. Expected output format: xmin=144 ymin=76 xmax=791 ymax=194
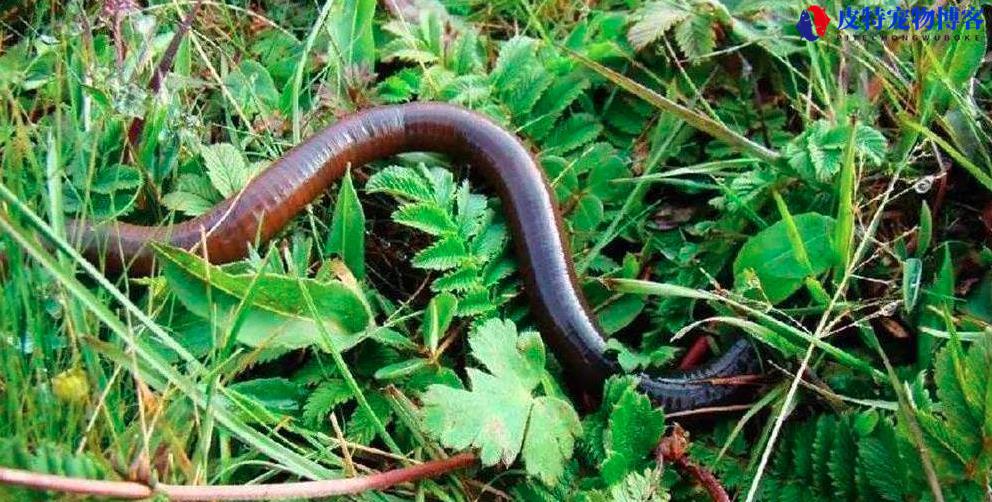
xmin=126 ymin=0 xmax=203 ymax=150
xmin=0 ymin=453 xmax=477 ymax=501
xmin=657 ymin=425 xmax=730 ymax=502
xmin=679 ymin=336 xmax=711 ymax=370
xmin=673 ymin=458 xmax=730 ymax=502
xmin=0 ymin=468 xmax=152 ymax=499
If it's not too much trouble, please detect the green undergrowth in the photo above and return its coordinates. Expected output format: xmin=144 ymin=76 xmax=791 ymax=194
xmin=0 ymin=1 xmax=990 ymax=500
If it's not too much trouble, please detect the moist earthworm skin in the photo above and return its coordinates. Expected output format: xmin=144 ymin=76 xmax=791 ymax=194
xmin=67 ymin=102 xmax=757 ymax=412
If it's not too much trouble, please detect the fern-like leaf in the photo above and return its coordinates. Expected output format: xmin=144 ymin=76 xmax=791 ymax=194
xmin=628 ymin=0 xmax=691 ymax=50
xmin=393 ymin=202 xmax=457 ymax=236
xmin=366 ymin=165 xmax=433 ymax=202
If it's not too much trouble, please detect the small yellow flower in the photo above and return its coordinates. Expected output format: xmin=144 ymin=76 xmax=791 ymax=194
xmin=52 ymin=367 xmax=89 ymax=404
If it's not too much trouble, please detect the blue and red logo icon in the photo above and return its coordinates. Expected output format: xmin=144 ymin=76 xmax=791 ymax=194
xmin=796 ymin=5 xmax=832 ymax=41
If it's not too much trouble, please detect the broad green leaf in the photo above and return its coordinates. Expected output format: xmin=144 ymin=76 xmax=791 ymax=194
xmin=522 ymin=396 xmax=582 ymax=484
xmin=733 ymin=213 xmax=837 ymax=303
xmin=223 ymin=60 xmax=280 ymax=115
xmin=469 ymin=319 xmax=545 ymax=390
xmin=325 ymin=170 xmax=366 ymax=279
xmin=597 ymin=295 xmax=645 ymax=335
xmin=162 ymin=174 xmax=221 ymax=217
xmin=572 ymin=193 xmax=604 ymax=232
xmin=199 ymin=143 xmax=260 ymax=198
xmin=155 ymin=245 xmax=369 ymax=351
xmin=326 ymin=0 xmax=376 ymax=74
xmin=423 ymin=368 xmax=532 ymax=466
xmin=422 ymin=319 xmax=580 ymax=483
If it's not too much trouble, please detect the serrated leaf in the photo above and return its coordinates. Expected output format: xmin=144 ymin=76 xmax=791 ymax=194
xmin=366 ymin=165 xmax=433 ymax=202
xmin=393 ymin=202 xmax=456 ymax=236
xmin=601 ymin=385 xmax=665 ymax=484
xmin=412 ymin=235 xmax=468 ymax=270
xmin=346 ymin=391 xmax=392 ymax=444
xmin=544 ymin=113 xmax=603 ymax=154
xmin=674 ymin=14 xmax=715 ymax=61
xmin=628 ymin=0 xmax=690 ymax=49
xmin=200 ymin=143 xmax=258 ymax=198
xmin=422 ymin=319 xmax=580 ymax=483
xmin=302 ymin=380 xmax=353 ymax=425
xmin=432 ymin=266 xmax=480 ymax=292
xmin=91 ymin=164 xmax=142 ymax=194
xmin=522 ymin=396 xmax=582 ymax=485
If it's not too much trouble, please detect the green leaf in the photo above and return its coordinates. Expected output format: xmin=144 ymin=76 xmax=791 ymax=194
xmin=223 ymin=60 xmax=279 ymax=115
xmin=469 ymin=319 xmax=545 ymax=390
xmin=673 ymin=14 xmax=715 ymax=61
xmin=346 ymin=391 xmax=393 ymax=444
xmin=544 ymin=113 xmax=603 ymax=154
xmin=302 ymin=379 xmax=353 ymax=425
xmin=918 ymin=247 xmax=955 ymax=370
xmin=733 ymin=213 xmax=837 ymax=303
xmin=155 ymin=245 xmax=370 ymax=351
xmin=572 ymin=193 xmax=604 ymax=232
xmin=858 ymin=420 xmax=914 ymax=500
xmin=917 ymin=201 xmax=932 ymax=258
xmin=423 ymin=292 xmax=458 ymax=352
xmin=608 ymin=469 xmax=669 ymax=502
xmin=422 ymin=319 xmax=580 ymax=483
xmin=326 ymin=0 xmax=376 ymax=71
xmin=162 ymin=174 xmax=221 ymax=217
xmin=597 ymin=295 xmax=646 ymax=335
xmin=393 ymin=202 xmax=456 ymax=236
xmin=324 ymin=170 xmax=366 ymax=279
xmin=600 ymin=383 xmax=665 ymax=484
xmin=412 ymin=235 xmax=468 ymax=270
xmin=627 ymin=0 xmax=690 ymax=50
xmin=423 ymin=368 xmax=532 ymax=466
xmin=199 ymin=143 xmax=259 ymax=198
xmin=902 ymin=258 xmax=923 ymax=312
xmin=522 ymin=396 xmax=582 ymax=484
xmin=374 ymin=358 xmax=430 ymax=380
xmin=366 ymin=165 xmax=433 ymax=202
xmin=229 ymin=378 xmax=302 ymax=415
xmin=91 ymin=164 xmax=142 ymax=194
